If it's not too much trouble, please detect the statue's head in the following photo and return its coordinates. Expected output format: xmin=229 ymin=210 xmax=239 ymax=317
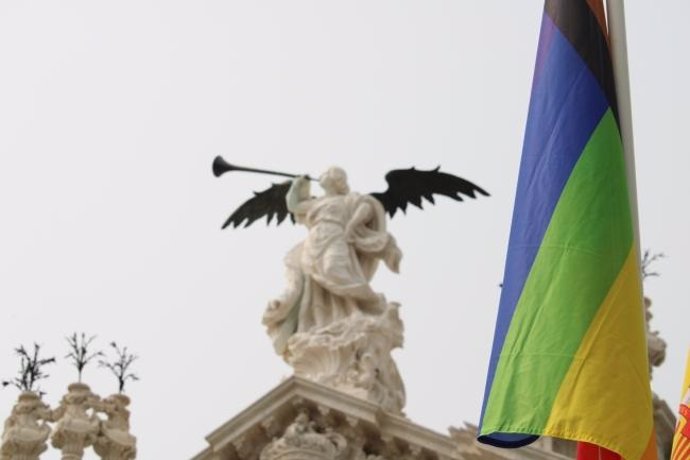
xmin=294 ymin=412 xmax=310 ymax=425
xmin=319 ymin=167 xmax=349 ymax=195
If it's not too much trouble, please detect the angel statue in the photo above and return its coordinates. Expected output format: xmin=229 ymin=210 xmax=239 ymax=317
xmin=214 ymin=157 xmax=488 ymax=413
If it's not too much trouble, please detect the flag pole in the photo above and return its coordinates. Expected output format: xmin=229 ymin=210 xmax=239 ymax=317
xmin=602 ymin=10 xmax=657 ymax=457
xmin=606 ymin=8 xmax=658 ymax=453
xmin=606 ymin=0 xmax=642 ymax=262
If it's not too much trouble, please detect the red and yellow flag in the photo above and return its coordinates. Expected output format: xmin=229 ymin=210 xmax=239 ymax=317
xmin=672 ymin=350 xmax=690 ymax=459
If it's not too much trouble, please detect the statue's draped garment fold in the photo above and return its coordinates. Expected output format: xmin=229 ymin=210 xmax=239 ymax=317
xmin=263 ymin=187 xmax=401 ymax=355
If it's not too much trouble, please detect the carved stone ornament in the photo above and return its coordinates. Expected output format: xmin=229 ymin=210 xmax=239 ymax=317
xmin=0 ymin=392 xmax=52 ymax=460
xmin=93 ymin=394 xmax=137 ymax=460
xmin=260 ymin=412 xmax=347 ymax=460
xmin=51 ymin=383 xmax=101 ymax=460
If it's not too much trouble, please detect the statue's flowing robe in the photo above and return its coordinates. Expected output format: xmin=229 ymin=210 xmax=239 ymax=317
xmin=263 ymin=192 xmax=401 ymax=355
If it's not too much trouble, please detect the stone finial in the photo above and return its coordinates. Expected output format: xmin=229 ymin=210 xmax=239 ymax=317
xmin=51 ymin=383 xmax=101 ymax=460
xmin=93 ymin=394 xmax=137 ymax=460
xmin=644 ymin=297 xmax=667 ymax=378
xmin=0 ymin=391 xmax=52 ymax=460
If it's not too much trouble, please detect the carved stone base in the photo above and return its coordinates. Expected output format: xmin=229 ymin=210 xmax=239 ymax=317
xmin=285 ymin=303 xmax=405 ymax=413
xmin=260 ymin=413 xmax=346 ymax=460
xmin=94 ymin=440 xmax=136 ymax=460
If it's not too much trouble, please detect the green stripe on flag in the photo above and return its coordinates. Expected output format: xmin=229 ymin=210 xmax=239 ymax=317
xmin=481 ymin=109 xmax=634 ymax=434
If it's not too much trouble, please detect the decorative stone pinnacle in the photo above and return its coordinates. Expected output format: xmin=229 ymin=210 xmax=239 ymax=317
xmin=0 ymin=391 xmax=52 ymax=460
xmin=50 ymin=383 xmax=101 ymax=460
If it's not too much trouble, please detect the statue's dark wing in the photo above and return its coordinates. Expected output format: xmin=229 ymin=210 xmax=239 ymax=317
xmin=370 ymin=167 xmax=489 ymax=218
xmin=222 ymin=181 xmax=295 ymax=229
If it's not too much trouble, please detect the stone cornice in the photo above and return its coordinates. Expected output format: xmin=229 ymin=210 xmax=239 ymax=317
xmin=196 ymin=376 xmax=462 ymax=459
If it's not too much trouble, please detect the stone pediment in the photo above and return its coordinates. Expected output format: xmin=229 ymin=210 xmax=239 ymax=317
xmin=191 ymin=376 xmax=574 ymax=460
xmin=192 ymin=376 xmax=460 ymax=460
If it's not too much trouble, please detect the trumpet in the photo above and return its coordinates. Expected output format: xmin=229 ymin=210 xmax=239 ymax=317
xmin=212 ymin=156 xmax=315 ymax=181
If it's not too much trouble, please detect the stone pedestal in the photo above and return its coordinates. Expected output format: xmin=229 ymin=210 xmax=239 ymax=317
xmin=286 ymin=304 xmax=405 ymax=414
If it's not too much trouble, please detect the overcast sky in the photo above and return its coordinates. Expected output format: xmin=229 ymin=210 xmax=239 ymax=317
xmin=1 ymin=2 xmax=688 ymax=459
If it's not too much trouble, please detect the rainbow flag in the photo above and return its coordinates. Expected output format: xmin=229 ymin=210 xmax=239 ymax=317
xmin=671 ymin=350 xmax=690 ymax=459
xmin=477 ymin=1 xmax=656 ymax=459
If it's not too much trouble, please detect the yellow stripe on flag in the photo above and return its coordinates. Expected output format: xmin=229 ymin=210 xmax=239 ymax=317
xmin=543 ymin=249 xmax=654 ymax=459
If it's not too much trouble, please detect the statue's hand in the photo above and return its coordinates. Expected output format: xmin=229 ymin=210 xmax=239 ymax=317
xmin=287 ymin=176 xmax=311 ymax=212
xmin=293 ymin=175 xmax=309 ymax=186
xmin=262 ymin=299 xmax=283 ymax=325
xmin=297 ymin=175 xmax=311 ymax=194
